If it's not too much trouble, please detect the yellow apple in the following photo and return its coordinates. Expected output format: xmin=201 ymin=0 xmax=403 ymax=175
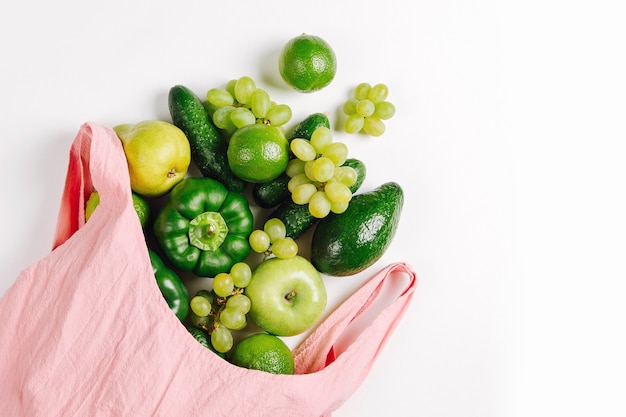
xmin=114 ymin=120 xmax=191 ymax=197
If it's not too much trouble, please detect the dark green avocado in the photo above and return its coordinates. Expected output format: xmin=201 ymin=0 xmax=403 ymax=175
xmin=310 ymin=182 xmax=403 ymax=276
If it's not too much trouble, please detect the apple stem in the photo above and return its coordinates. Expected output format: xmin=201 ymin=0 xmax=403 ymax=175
xmin=284 ymin=290 xmax=296 ymax=302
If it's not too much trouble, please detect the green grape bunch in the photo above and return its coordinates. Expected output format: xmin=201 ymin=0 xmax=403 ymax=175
xmin=188 ymin=262 xmax=253 ymax=354
xmin=342 ymin=82 xmax=396 ymax=136
xmin=205 ymin=76 xmax=293 ymax=138
xmin=249 ymin=218 xmax=299 ymax=260
xmin=286 ymin=126 xmax=358 ymax=219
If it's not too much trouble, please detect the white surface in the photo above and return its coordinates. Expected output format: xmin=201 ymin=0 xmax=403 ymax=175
xmin=1 ymin=1 xmax=625 ymax=416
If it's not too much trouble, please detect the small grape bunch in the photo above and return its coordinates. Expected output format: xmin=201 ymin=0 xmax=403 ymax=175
xmin=206 ymin=75 xmax=292 ymax=137
xmin=249 ymin=218 xmax=298 ymax=260
xmin=342 ymin=82 xmax=396 ymax=136
xmin=286 ymin=126 xmax=358 ymax=218
xmin=188 ymin=261 xmax=253 ymax=354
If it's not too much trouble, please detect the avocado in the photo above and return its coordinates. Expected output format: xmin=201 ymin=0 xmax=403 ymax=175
xmin=310 ymin=182 xmax=403 ymax=276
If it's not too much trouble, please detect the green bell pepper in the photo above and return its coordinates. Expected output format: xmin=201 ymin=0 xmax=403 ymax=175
xmin=148 ymin=249 xmax=189 ymax=321
xmin=153 ymin=177 xmax=254 ymax=277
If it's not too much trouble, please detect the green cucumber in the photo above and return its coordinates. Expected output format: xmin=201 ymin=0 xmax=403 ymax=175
xmin=287 ymin=112 xmax=330 ymax=142
xmin=268 ymin=158 xmax=367 ymax=239
xmin=252 ymin=112 xmax=331 ymax=208
xmin=310 ymin=182 xmax=404 ymax=276
xmin=168 ymin=85 xmax=245 ymax=192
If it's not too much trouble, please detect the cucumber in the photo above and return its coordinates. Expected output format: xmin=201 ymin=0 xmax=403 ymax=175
xmin=251 ymin=112 xmax=331 ymax=208
xmin=311 ymin=182 xmax=404 ymax=276
xmin=168 ymin=85 xmax=245 ymax=192
xmin=252 ymin=172 xmax=291 ymax=209
xmin=287 ymin=112 xmax=330 ymax=142
xmin=268 ymin=158 xmax=367 ymax=239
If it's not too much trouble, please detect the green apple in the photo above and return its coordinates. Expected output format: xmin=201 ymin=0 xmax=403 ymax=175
xmin=245 ymin=255 xmax=327 ymax=336
xmin=114 ymin=120 xmax=191 ymax=197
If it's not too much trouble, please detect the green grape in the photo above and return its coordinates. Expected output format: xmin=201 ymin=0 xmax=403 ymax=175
xmin=367 ymin=83 xmax=389 ymax=103
xmin=324 ymin=181 xmax=352 ymax=204
xmin=355 ymin=82 xmax=372 ymax=100
xmin=290 ymin=138 xmax=317 ymax=162
xmin=190 ymin=295 xmax=212 ymax=317
xmin=211 ymin=325 xmax=233 ymax=353
xmin=292 ymin=183 xmax=318 ymax=205
xmin=230 ymin=107 xmax=256 ymax=128
xmin=225 ymin=79 xmax=237 ymax=98
xmin=322 ymin=142 xmax=348 ymax=166
xmin=330 ymin=201 xmax=350 ymax=214
xmin=230 ymin=262 xmax=252 ymax=288
xmin=225 ymin=294 xmax=251 ymax=314
xmin=206 ymin=88 xmax=234 ymax=107
xmin=190 ymin=310 xmax=212 ymax=329
xmin=310 ymin=126 xmax=333 ymax=154
xmin=311 ymin=157 xmax=335 ymax=182
xmin=342 ymin=98 xmax=359 ymax=115
xmin=309 ymin=191 xmax=332 ymax=219
xmin=355 ymin=99 xmax=375 ymax=117
xmin=213 ymin=272 xmax=234 ymax=298
xmin=285 ymin=158 xmax=306 ymax=177
xmin=212 ymin=105 xmax=237 ymax=130
xmin=333 ymin=166 xmax=358 ymax=188
xmin=344 ymin=114 xmax=365 ymax=134
xmin=266 ymin=104 xmax=292 ymax=126
xmin=249 ymin=229 xmax=271 ymax=253
xmin=264 ymin=218 xmax=286 ymax=242
xmin=288 ymin=173 xmax=312 ymax=193
xmin=374 ymin=101 xmax=396 ymax=120
xmin=272 ymin=237 xmax=299 ymax=259
xmin=303 ymin=161 xmax=317 ymax=182
xmin=250 ymin=88 xmax=271 ymax=119
xmin=234 ymin=76 xmax=256 ymax=104
xmin=219 ymin=307 xmax=247 ymax=330
xmin=362 ymin=116 xmax=386 ymax=136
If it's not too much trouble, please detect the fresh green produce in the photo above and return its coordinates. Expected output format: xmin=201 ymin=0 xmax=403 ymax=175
xmin=285 ymin=126 xmax=357 ymax=218
xmin=343 ymin=82 xmax=396 ymax=136
xmin=85 ymin=190 xmax=151 ymax=228
xmin=310 ymin=182 xmax=404 ymax=276
xmin=115 ymin=120 xmax=191 ymax=197
xmin=168 ymin=84 xmax=246 ymax=192
xmin=205 ymin=76 xmax=292 ymax=138
xmin=230 ymin=333 xmax=294 ymax=374
xmin=278 ymin=34 xmax=337 ymax=93
xmin=185 ymin=325 xmax=227 ymax=358
xmin=226 ymin=123 xmax=289 ymax=183
xmin=153 ymin=177 xmax=254 ymax=277
xmin=245 ymin=255 xmax=326 ymax=336
xmin=187 ymin=262 xmax=253 ymax=353
xmin=148 ymin=249 xmax=189 ymax=321
xmin=251 ymin=112 xmax=331 ymax=208
xmin=268 ymin=158 xmax=367 ymax=239
xmin=249 ymin=218 xmax=299 ymax=260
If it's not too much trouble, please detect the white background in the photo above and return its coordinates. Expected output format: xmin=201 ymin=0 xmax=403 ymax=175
xmin=1 ymin=0 xmax=625 ymax=416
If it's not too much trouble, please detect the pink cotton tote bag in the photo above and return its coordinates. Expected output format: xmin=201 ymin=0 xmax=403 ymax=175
xmin=0 ymin=122 xmax=418 ymax=417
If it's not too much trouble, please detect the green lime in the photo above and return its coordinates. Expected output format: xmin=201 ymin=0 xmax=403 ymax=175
xmin=278 ymin=34 xmax=337 ymax=93
xmin=85 ymin=190 xmax=150 ymax=228
xmin=227 ymin=124 xmax=289 ymax=183
xmin=230 ymin=333 xmax=294 ymax=374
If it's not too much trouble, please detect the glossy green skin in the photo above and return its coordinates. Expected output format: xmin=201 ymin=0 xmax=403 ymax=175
xmin=149 ymin=249 xmax=189 ymax=321
xmin=251 ymin=113 xmax=331 ymax=208
xmin=310 ymin=182 xmax=404 ymax=276
xmin=287 ymin=112 xmax=330 ymax=143
xmin=153 ymin=177 xmax=254 ymax=277
xmin=269 ymin=158 xmax=367 ymax=239
xmin=168 ymin=85 xmax=245 ymax=192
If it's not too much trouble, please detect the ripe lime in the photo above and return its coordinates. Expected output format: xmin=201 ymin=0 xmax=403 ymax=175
xmin=227 ymin=124 xmax=289 ymax=183
xmin=230 ymin=333 xmax=294 ymax=374
xmin=278 ymin=34 xmax=337 ymax=93
xmin=85 ymin=190 xmax=150 ymax=228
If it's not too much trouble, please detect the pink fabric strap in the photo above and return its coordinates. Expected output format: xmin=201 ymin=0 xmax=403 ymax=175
xmin=0 ymin=122 xmax=418 ymax=417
